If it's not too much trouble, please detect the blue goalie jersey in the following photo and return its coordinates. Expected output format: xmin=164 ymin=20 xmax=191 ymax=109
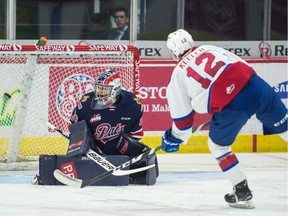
xmin=70 ymin=90 xmax=144 ymax=155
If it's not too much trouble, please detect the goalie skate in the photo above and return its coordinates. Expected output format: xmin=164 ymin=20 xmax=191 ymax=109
xmin=224 ymin=180 xmax=255 ymax=209
xmin=31 ymin=172 xmax=40 ymax=185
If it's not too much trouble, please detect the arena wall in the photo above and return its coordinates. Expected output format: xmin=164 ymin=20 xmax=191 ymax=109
xmin=140 ymin=58 xmax=287 ymax=153
xmin=0 ymin=55 xmax=287 ymax=155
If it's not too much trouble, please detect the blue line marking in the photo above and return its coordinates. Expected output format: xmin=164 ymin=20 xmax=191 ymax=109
xmin=0 ymin=175 xmax=34 ymax=184
xmin=0 ymin=171 xmax=223 ymax=184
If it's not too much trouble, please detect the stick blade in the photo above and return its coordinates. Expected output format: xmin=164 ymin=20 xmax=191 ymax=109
xmin=113 ymin=164 xmax=155 ymax=176
xmin=53 ymin=169 xmax=83 ymax=188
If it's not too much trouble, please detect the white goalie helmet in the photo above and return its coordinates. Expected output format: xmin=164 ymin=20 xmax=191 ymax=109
xmin=91 ymin=69 xmax=122 ymax=110
xmin=166 ymin=29 xmax=195 ymax=61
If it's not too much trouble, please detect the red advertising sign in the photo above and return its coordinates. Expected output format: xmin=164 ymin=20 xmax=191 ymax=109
xmin=139 ymin=61 xmax=211 ymax=131
xmin=139 ymin=66 xmax=173 ymax=131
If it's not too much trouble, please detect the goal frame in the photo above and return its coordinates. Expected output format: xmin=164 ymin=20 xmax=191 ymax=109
xmin=0 ymin=44 xmax=140 ymax=163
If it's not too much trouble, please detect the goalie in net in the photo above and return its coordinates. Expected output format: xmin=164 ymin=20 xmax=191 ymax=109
xmin=34 ymin=69 xmax=158 ymax=186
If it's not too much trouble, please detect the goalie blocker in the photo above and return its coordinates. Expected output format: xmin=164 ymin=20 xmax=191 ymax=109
xmin=37 ymin=120 xmax=159 ymax=186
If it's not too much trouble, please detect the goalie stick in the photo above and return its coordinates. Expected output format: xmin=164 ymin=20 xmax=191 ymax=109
xmin=47 ymin=122 xmax=155 ymax=177
xmin=54 ymin=120 xmax=210 ymax=188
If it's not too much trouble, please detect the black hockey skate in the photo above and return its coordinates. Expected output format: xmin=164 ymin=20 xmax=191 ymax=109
xmin=224 ymin=180 xmax=255 ymax=209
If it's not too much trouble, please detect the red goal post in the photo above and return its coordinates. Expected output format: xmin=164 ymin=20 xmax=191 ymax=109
xmin=0 ymin=44 xmax=140 ymax=163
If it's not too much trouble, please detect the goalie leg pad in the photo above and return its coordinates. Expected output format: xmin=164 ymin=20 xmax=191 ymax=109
xmin=38 ymin=154 xmax=130 ymax=186
xmin=38 ymin=155 xmax=58 ymax=185
xmin=129 ymin=153 xmax=159 ymax=186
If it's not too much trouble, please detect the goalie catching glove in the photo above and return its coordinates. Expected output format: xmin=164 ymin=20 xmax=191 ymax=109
xmin=117 ymin=132 xmax=150 ymax=156
xmin=162 ymin=128 xmax=183 ymax=153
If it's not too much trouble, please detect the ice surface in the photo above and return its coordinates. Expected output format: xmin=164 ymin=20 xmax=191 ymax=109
xmin=0 ymin=153 xmax=287 ymax=216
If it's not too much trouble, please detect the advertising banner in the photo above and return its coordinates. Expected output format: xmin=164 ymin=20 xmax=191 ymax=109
xmin=139 ymin=64 xmax=212 ymax=132
xmin=6 ymin=40 xmax=287 ymax=59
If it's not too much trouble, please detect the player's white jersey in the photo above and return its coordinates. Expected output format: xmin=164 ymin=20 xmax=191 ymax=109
xmin=167 ymin=45 xmax=255 ymax=142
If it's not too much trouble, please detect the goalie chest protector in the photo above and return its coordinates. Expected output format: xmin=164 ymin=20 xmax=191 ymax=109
xmin=38 ymin=154 xmax=130 ymax=186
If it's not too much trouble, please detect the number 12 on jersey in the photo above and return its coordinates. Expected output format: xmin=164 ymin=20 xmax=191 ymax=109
xmin=187 ymin=52 xmax=225 ymax=89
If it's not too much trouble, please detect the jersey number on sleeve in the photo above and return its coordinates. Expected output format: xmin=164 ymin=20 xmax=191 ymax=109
xmin=186 ymin=53 xmax=225 ymax=89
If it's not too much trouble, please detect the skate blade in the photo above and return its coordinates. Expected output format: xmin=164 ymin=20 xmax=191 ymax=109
xmin=228 ymin=200 xmax=255 ymax=209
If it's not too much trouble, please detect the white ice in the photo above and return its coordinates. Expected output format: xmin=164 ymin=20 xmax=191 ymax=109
xmin=0 ymin=153 xmax=287 ymax=216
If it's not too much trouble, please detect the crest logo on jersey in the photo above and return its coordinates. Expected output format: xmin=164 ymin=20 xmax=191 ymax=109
xmin=226 ymin=84 xmax=235 ymax=94
xmin=56 ymin=74 xmax=94 ymax=122
xmin=90 ymin=114 xmax=101 ymax=123
xmin=94 ymin=123 xmax=125 ymax=144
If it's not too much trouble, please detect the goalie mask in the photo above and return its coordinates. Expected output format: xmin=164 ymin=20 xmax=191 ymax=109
xmin=166 ymin=29 xmax=195 ymax=61
xmin=91 ymin=69 xmax=122 ymax=110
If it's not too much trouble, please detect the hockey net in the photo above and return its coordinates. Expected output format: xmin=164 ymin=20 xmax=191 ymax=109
xmin=0 ymin=44 xmax=140 ymax=163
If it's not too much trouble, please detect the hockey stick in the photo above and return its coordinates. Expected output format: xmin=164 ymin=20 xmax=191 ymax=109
xmin=54 ymin=145 xmax=161 ymax=188
xmin=47 ymin=122 xmax=155 ymax=176
xmin=192 ymin=121 xmax=210 ymax=133
xmin=54 ymin=121 xmax=210 ymax=188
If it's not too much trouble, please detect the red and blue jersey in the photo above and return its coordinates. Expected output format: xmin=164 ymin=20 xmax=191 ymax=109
xmin=167 ymin=45 xmax=255 ymax=142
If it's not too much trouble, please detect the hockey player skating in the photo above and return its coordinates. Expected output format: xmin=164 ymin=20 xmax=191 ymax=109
xmin=161 ymin=29 xmax=288 ymax=209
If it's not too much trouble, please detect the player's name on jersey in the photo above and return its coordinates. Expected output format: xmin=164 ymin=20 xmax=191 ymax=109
xmin=142 ymin=104 xmax=169 ymax=112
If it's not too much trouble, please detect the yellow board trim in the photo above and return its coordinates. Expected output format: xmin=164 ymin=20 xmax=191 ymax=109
xmin=0 ymin=137 xmax=67 ymax=157
xmin=0 ymin=134 xmax=287 ymax=158
xmin=141 ymin=134 xmax=288 ymax=153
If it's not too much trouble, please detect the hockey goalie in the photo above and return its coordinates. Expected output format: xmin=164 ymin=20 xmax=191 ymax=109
xmin=32 ymin=69 xmax=159 ymax=186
